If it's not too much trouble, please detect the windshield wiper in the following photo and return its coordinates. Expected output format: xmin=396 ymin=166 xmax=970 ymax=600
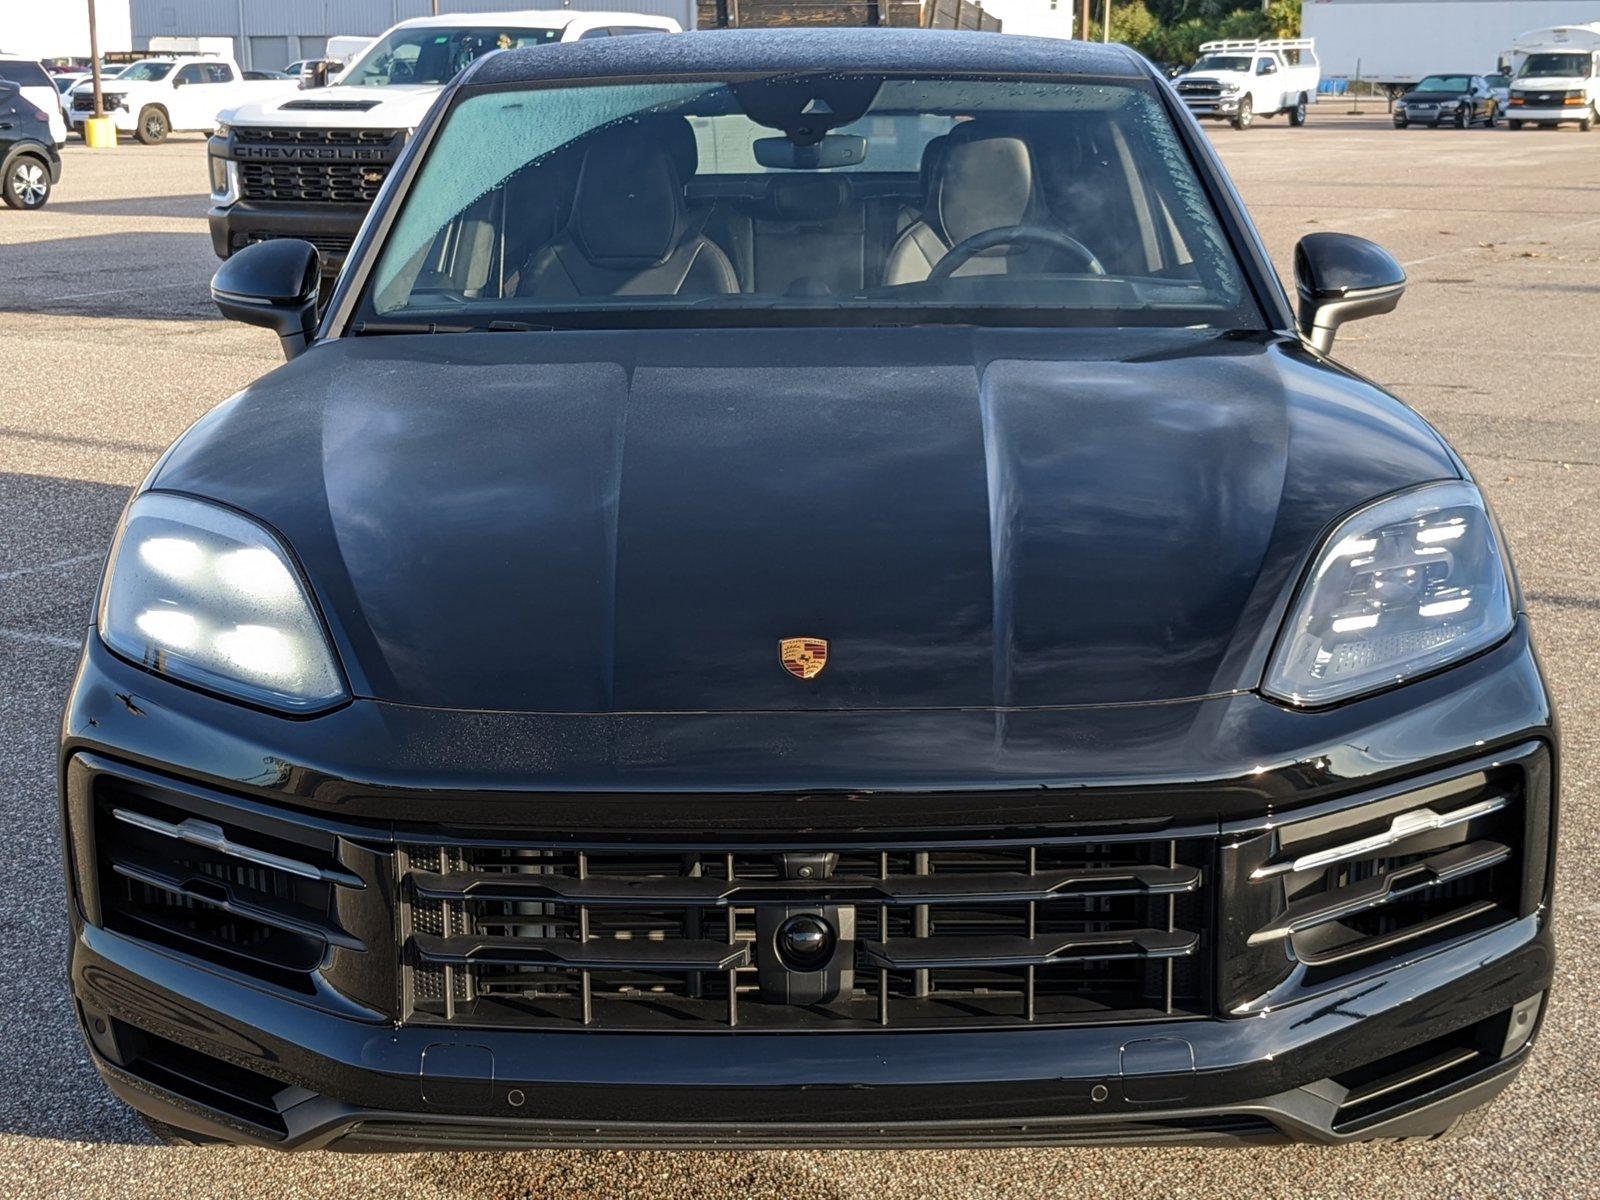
xmin=350 ymin=319 xmax=557 ymax=336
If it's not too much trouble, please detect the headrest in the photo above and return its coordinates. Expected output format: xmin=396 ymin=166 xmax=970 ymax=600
xmin=570 ymin=127 xmax=685 ymax=269
xmin=764 ymin=175 xmax=851 ymax=223
xmin=933 ymin=129 xmax=1036 ymax=247
xmin=639 ymin=114 xmax=698 ymax=181
xmin=918 ymin=133 xmax=950 ymax=200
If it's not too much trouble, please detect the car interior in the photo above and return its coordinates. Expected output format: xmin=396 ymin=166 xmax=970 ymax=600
xmin=365 ymin=75 xmax=1249 ymax=325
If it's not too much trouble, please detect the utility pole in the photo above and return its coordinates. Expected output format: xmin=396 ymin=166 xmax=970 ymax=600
xmin=86 ymin=0 xmax=104 ymax=118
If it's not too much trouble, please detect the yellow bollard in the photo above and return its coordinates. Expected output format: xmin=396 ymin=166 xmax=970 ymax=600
xmin=83 ymin=117 xmax=118 ymax=149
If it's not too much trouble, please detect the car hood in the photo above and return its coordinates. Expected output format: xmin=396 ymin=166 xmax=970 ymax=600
xmin=1512 ymin=77 xmax=1589 ymax=90
xmin=151 ymin=328 xmax=1458 ymax=714
xmin=220 ymin=83 xmax=440 ymax=129
xmin=1180 ymin=71 xmax=1247 ymax=85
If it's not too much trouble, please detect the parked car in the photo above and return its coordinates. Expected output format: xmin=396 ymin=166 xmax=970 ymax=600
xmin=208 ymin=10 xmax=681 ymax=274
xmin=66 ymin=29 xmax=1555 ymax=1151
xmin=1393 ymin=74 xmax=1500 ymax=127
xmin=51 ymin=71 xmax=90 ymax=120
xmin=1506 ymin=23 xmax=1600 ymax=130
xmin=0 ymin=81 xmax=60 ymax=208
xmin=243 ymin=69 xmax=293 ymax=81
xmin=1484 ymin=72 xmax=1512 ymax=115
xmin=0 ymin=57 xmax=67 ymax=146
xmin=281 ymin=59 xmax=313 ymax=80
xmin=66 ymin=55 xmax=298 ymax=144
xmin=1175 ymin=37 xmax=1320 ymax=128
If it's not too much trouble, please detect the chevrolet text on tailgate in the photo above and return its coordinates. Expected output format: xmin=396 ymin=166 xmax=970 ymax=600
xmin=207 ymin=9 xmax=681 ymax=272
xmin=68 ymin=29 xmax=1557 ymax=1151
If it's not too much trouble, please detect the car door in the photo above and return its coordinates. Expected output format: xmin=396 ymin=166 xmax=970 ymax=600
xmin=1254 ymin=56 xmax=1281 ymax=109
xmin=170 ymin=61 xmax=233 ymax=129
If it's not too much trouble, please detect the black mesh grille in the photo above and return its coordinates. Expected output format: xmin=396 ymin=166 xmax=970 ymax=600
xmin=239 ymin=161 xmax=389 ymax=204
xmin=400 ymin=833 xmax=1212 ymax=1030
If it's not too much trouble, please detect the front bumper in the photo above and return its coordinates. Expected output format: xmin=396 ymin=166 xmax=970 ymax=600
xmin=61 ymin=625 xmax=1559 ymax=1148
xmin=77 ymin=919 xmax=1549 ymax=1148
xmin=70 ymin=107 xmax=135 ymax=135
xmin=208 ymin=199 xmax=370 ymax=269
xmin=1181 ymin=97 xmax=1242 ymax=118
xmin=1508 ymin=106 xmax=1590 ymax=124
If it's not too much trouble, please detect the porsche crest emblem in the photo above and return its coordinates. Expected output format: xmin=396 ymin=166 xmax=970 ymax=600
xmin=779 ymin=637 xmax=828 ymax=681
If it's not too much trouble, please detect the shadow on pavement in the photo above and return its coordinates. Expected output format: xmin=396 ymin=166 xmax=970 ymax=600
xmin=0 ymin=231 xmax=218 ymax=322
xmin=45 ymin=193 xmax=211 ymax=220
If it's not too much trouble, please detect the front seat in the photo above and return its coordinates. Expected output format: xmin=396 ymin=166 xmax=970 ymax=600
xmin=515 ymin=127 xmax=738 ymax=299
xmin=883 ymin=126 xmax=1050 ymax=286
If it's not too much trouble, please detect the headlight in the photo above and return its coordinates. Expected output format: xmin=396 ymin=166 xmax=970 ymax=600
xmin=213 ymin=120 xmax=231 ymax=137
xmin=98 ymin=492 xmax=347 ymax=713
xmin=1263 ymin=481 xmax=1514 ymax=706
xmin=1219 ymin=82 xmax=1241 ymax=94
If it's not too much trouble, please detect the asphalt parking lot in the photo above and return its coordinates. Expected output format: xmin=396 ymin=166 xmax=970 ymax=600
xmin=1 ymin=111 xmax=1598 ymax=1197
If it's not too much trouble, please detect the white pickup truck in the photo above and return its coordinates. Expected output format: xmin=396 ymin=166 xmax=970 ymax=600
xmin=67 ymin=56 xmax=298 ymax=144
xmin=1174 ymin=39 xmax=1321 ymax=130
xmin=208 ymin=10 xmax=681 ymax=274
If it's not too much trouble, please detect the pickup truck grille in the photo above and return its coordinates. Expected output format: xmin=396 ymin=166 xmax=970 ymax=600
xmin=239 ymin=160 xmax=389 ymax=204
xmin=1176 ymin=79 xmax=1223 ymax=99
xmin=400 ymin=831 xmax=1212 ymax=1031
xmin=230 ymin=128 xmax=402 ymax=205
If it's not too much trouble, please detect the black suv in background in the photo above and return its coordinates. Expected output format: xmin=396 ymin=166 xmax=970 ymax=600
xmin=0 ymin=82 xmax=60 ymax=209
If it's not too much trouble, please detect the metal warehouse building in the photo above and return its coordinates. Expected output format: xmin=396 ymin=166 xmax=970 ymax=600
xmin=129 ymin=0 xmax=697 ymax=70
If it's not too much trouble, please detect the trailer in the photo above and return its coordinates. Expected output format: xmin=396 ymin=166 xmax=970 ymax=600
xmin=1303 ymin=0 xmax=1600 ymax=92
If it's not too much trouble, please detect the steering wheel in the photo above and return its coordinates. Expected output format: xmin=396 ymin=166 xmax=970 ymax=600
xmin=928 ymin=225 xmax=1107 ymax=282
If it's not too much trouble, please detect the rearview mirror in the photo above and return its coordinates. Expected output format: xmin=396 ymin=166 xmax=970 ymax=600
xmin=1293 ymin=232 xmax=1406 ymax=355
xmin=753 ymin=134 xmax=866 ymax=170
xmin=211 ymin=240 xmax=321 ymax=361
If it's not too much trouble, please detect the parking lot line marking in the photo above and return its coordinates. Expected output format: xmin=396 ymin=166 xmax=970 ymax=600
xmin=46 ymin=280 xmax=197 ymax=303
xmin=0 ymin=627 xmax=81 ymax=651
xmin=0 ymin=553 xmax=101 ymax=583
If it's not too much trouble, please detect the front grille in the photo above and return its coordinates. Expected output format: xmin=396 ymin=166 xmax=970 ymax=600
xmin=1176 ymin=80 xmax=1223 ymax=99
xmin=239 ymin=160 xmax=389 ymax=204
xmin=399 ymin=833 xmax=1212 ymax=1030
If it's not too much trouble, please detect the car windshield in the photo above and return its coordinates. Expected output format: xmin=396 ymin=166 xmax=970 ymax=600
xmin=120 ymin=61 xmax=174 ymax=82
xmin=1517 ymin=53 xmax=1590 ymax=79
xmin=1190 ymin=55 xmax=1251 ymax=73
xmin=358 ymin=73 xmax=1255 ymax=332
xmin=343 ymin=25 xmax=564 ymax=87
xmin=1415 ymin=75 xmax=1471 ymax=92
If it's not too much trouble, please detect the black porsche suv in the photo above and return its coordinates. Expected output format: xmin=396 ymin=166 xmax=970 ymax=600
xmin=62 ymin=31 xmax=1555 ymax=1149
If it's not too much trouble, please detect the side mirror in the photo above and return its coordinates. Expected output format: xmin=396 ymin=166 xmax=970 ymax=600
xmin=304 ymin=59 xmax=333 ymax=90
xmin=172 ymin=76 xmax=186 ymax=88
xmin=1293 ymin=232 xmax=1406 ymax=355
xmin=211 ymin=239 xmax=321 ymax=361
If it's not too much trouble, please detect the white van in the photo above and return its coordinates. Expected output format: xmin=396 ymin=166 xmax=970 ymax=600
xmin=1506 ymin=23 xmax=1600 ymax=130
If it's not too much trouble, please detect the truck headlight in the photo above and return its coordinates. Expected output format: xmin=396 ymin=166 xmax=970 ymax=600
xmin=1262 ymin=481 xmax=1515 ymax=706
xmin=1219 ymin=83 xmax=1241 ymax=95
xmin=98 ymin=492 xmax=347 ymax=713
xmin=208 ymin=154 xmax=238 ymax=204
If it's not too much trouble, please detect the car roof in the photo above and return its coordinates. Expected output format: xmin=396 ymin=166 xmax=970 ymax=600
xmin=467 ymin=27 xmax=1144 ymax=88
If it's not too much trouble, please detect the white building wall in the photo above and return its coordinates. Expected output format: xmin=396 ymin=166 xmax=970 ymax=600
xmin=980 ymin=0 xmax=1074 ymax=39
xmin=1305 ymin=0 xmax=1600 ymax=81
xmin=3 ymin=0 xmax=133 ymax=60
